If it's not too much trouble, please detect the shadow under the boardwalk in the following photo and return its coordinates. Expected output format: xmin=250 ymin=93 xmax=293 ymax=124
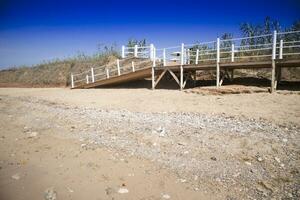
xmin=93 ymin=77 xmax=300 ymax=92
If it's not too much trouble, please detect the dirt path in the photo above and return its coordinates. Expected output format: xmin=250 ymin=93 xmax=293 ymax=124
xmin=0 ymin=88 xmax=299 ymax=199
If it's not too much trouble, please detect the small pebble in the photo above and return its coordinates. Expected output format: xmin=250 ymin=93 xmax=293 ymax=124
xmin=11 ymin=174 xmax=20 ymax=180
xmin=162 ymin=194 xmax=171 ymax=199
xmin=118 ymin=188 xmax=129 ymax=194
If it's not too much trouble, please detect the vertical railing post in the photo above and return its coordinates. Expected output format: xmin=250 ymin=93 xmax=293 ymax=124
xmin=216 ymin=38 xmax=220 ymax=88
xmin=86 ymin=75 xmax=89 ymax=84
xmin=134 ymin=45 xmax=138 ymax=57
xmin=106 ymin=69 xmax=110 ymax=79
xmin=132 ymin=61 xmax=135 ymax=72
xmin=272 ymin=30 xmax=277 ymax=60
xmin=279 ymin=39 xmax=283 ymax=59
xmin=231 ymin=44 xmax=235 ymax=62
xmin=196 ymin=49 xmax=199 ymax=64
xmin=271 ymin=30 xmax=277 ymax=93
xmin=150 ymin=44 xmax=154 ymax=60
xmin=71 ymin=74 xmax=74 ymax=88
xmin=181 ymin=43 xmax=184 ymax=65
xmin=152 ymin=46 xmax=156 ymax=67
xmin=91 ymin=67 xmax=95 ymax=83
xmin=152 ymin=46 xmax=156 ymax=90
xmin=180 ymin=43 xmax=184 ymax=90
xmin=187 ymin=49 xmax=190 ymax=64
xmin=121 ymin=45 xmax=125 ymax=59
xmin=163 ymin=48 xmax=166 ymax=66
xmin=117 ymin=59 xmax=121 ymax=76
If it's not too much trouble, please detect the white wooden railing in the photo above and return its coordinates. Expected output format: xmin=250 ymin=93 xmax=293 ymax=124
xmin=71 ymin=30 xmax=300 ymax=88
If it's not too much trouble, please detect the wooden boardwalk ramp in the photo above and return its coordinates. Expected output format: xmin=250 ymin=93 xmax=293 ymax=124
xmin=71 ymin=30 xmax=300 ymax=92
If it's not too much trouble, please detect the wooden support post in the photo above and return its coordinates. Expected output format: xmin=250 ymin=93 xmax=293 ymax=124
xmin=134 ymin=45 xmax=138 ymax=57
xmin=231 ymin=69 xmax=234 ymax=81
xmin=91 ymin=67 xmax=95 ymax=83
xmin=180 ymin=65 xmax=183 ymax=90
xmin=163 ymin=48 xmax=166 ymax=66
xmin=131 ymin=61 xmax=135 ymax=72
xmin=106 ymin=69 xmax=110 ymax=79
xmin=196 ymin=49 xmax=199 ymax=64
xmin=180 ymin=43 xmax=184 ymax=90
xmin=271 ymin=30 xmax=277 ymax=93
xmin=71 ymin=74 xmax=74 ymax=88
xmin=231 ymin=44 xmax=235 ymax=62
xmin=216 ymin=38 xmax=220 ymax=88
xmin=86 ymin=75 xmax=89 ymax=84
xmin=152 ymin=46 xmax=156 ymax=90
xmin=279 ymin=40 xmax=283 ymax=59
xmin=271 ymin=60 xmax=276 ymax=92
xmin=117 ymin=59 xmax=121 ymax=76
xmin=121 ymin=45 xmax=125 ymax=58
xmin=152 ymin=67 xmax=155 ymax=90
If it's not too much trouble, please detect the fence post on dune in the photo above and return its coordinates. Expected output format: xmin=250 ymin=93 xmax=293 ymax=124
xmin=196 ymin=49 xmax=199 ymax=64
xmin=71 ymin=74 xmax=74 ymax=88
xmin=150 ymin=44 xmax=154 ymax=60
xmin=216 ymin=38 xmax=220 ymax=88
xmin=134 ymin=45 xmax=138 ymax=57
xmin=132 ymin=61 xmax=135 ymax=72
xmin=121 ymin=45 xmax=125 ymax=59
xmin=152 ymin=46 xmax=156 ymax=90
xmin=163 ymin=48 xmax=166 ymax=66
xmin=86 ymin=75 xmax=89 ymax=84
xmin=91 ymin=67 xmax=95 ymax=83
xmin=117 ymin=59 xmax=121 ymax=76
xmin=271 ymin=30 xmax=277 ymax=93
xmin=231 ymin=44 xmax=235 ymax=62
xmin=180 ymin=43 xmax=184 ymax=90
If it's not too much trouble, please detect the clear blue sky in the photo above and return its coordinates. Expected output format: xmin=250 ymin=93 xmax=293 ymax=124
xmin=0 ymin=0 xmax=299 ymax=68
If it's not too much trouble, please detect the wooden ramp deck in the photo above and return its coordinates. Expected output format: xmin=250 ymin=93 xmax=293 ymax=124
xmin=74 ymin=67 xmax=151 ymax=89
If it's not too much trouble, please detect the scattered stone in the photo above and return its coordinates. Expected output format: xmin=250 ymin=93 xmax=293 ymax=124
xmin=28 ymin=131 xmax=38 ymax=138
xmin=179 ymin=178 xmax=186 ymax=183
xmin=66 ymin=186 xmax=74 ymax=193
xmin=11 ymin=173 xmax=20 ymax=180
xmin=162 ymin=194 xmax=171 ymax=199
xmin=210 ymin=156 xmax=217 ymax=161
xmin=245 ymin=161 xmax=252 ymax=166
xmin=274 ymin=157 xmax=281 ymax=163
xmin=194 ymin=175 xmax=198 ymax=180
xmin=44 ymin=187 xmax=57 ymax=200
xmin=257 ymin=157 xmax=263 ymax=162
xmin=81 ymin=144 xmax=87 ymax=148
xmin=156 ymin=127 xmax=166 ymax=137
xmin=282 ymin=138 xmax=288 ymax=143
xmin=118 ymin=187 xmax=129 ymax=194
xmin=105 ymin=187 xmax=114 ymax=195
